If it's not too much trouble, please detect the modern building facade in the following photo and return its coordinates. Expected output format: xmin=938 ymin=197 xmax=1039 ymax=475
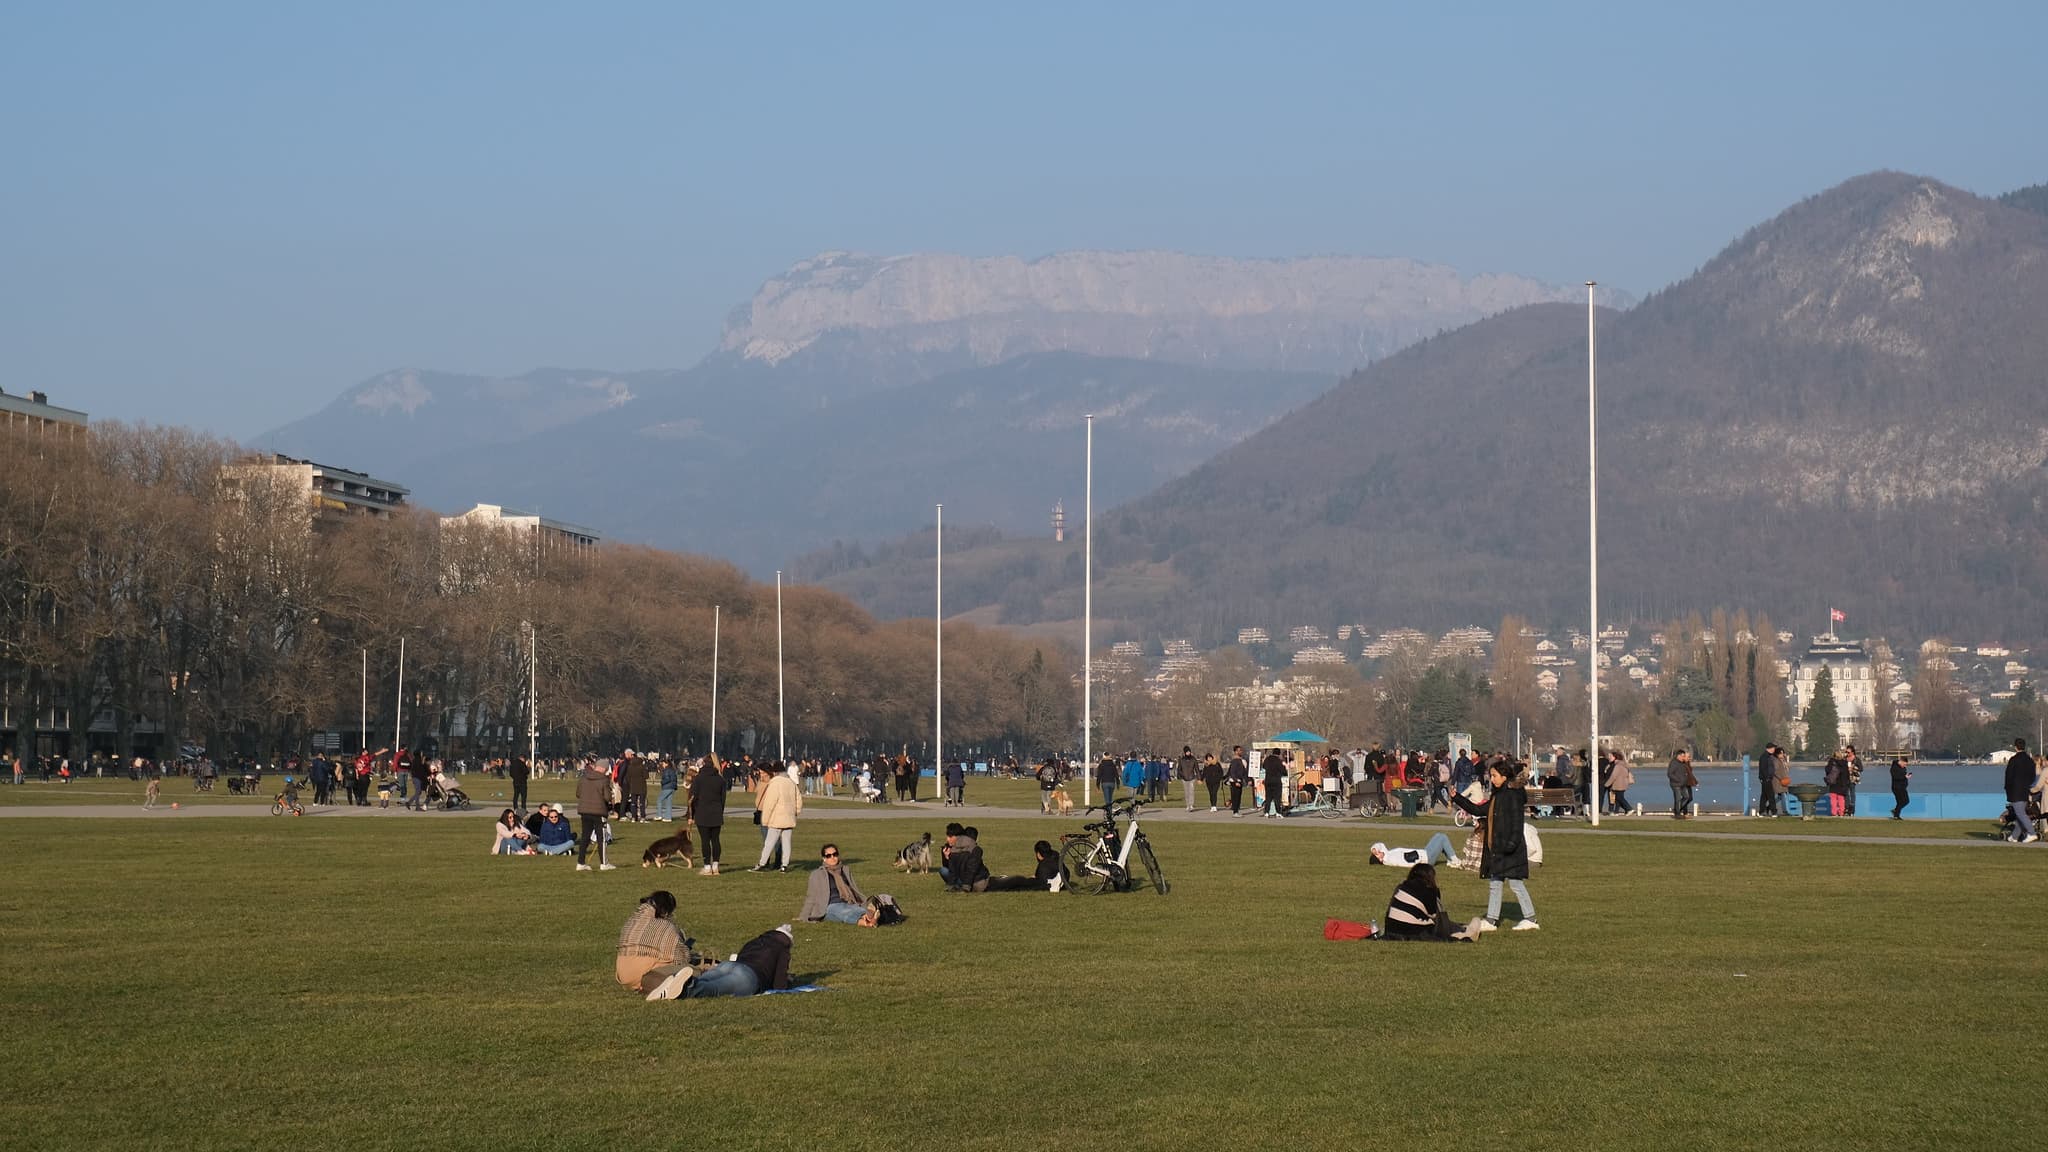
xmin=0 ymin=388 xmax=88 ymax=435
xmin=227 ymin=454 xmax=409 ymax=520
xmin=443 ymin=503 xmax=601 ymax=550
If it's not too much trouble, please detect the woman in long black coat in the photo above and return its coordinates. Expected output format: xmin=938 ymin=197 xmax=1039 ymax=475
xmin=1451 ymin=758 xmax=1538 ymax=931
xmin=688 ymin=759 xmax=727 ymax=875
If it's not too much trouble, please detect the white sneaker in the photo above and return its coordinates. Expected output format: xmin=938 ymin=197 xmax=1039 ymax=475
xmin=575 ymin=864 xmax=592 ymax=872
xmin=1209 ymin=806 xmax=1218 ymax=812
xmin=599 ymin=863 xmax=618 ymax=871
xmin=2023 ymin=834 xmax=2040 ymax=844
xmin=1476 ymin=919 xmax=1499 ymax=933
xmin=1048 ymin=871 xmax=1064 ymax=893
xmin=644 ymin=969 xmax=693 ymax=1001
xmin=698 ymin=865 xmax=713 ymax=875
xmin=1512 ymin=919 xmax=1541 ymax=931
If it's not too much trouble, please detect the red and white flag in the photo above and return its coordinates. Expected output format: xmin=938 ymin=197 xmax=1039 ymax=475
xmin=1830 ymin=608 xmax=1846 ymax=623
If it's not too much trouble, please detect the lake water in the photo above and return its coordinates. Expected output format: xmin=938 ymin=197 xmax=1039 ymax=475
xmin=1613 ymin=761 xmax=2011 ymax=816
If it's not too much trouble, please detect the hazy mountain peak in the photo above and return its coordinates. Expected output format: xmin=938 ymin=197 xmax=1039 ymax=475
xmin=721 ymin=249 xmax=1631 ymax=374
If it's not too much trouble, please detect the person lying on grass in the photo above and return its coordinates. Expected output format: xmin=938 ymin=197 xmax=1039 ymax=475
xmin=646 ymin=924 xmax=793 ymax=1001
xmin=975 ymin=840 xmax=1066 ymax=892
xmin=1380 ymin=863 xmax=1482 ymax=943
xmin=617 ymin=890 xmax=692 ymax=993
xmin=800 ymin=844 xmax=877 ymax=925
xmin=1367 ymin=834 xmax=1459 ymax=869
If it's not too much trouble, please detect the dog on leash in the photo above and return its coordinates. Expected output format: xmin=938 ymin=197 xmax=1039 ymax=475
xmin=893 ymin=832 xmax=934 ymax=874
xmin=1053 ymin=785 xmax=1075 ymax=815
xmin=641 ymin=829 xmax=695 ymax=869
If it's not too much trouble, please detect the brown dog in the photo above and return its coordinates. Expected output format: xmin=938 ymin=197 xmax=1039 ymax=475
xmin=641 ymin=830 xmax=694 ymax=869
xmin=1053 ymin=785 xmax=1075 ymax=815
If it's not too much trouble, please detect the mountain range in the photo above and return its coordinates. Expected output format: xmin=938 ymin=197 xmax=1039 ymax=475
xmin=819 ymin=172 xmax=2048 ymax=647
xmin=258 ymin=252 xmax=1607 ymax=570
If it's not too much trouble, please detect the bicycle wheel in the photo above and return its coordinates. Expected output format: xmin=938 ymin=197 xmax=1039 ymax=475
xmin=1060 ymin=837 xmax=1108 ymax=894
xmin=1452 ymin=809 xmax=1475 ymax=829
xmin=1319 ymin=801 xmax=1347 ymax=819
xmin=1137 ymin=838 xmax=1168 ymax=894
xmin=270 ymin=800 xmax=284 ymax=816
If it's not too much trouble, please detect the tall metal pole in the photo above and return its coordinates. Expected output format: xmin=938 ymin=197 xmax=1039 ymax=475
xmin=393 ymin=635 xmax=406 ymax=755
xmin=360 ymin=648 xmax=367 ymax=754
xmin=1587 ymin=282 xmax=1601 ymax=827
xmin=527 ymin=622 xmax=538 ymax=767
xmin=1083 ymin=415 xmax=1094 ymax=808
xmin=776 ymin=572 xmax=786 ymax=764
xmin=934 ymin=505 xmax=943 ymax=793
xmin=710 ymin=606 xmax=720 ymax=766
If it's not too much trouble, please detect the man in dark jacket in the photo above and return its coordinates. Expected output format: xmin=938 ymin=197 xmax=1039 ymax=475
xmin=2004 ymin=739 xmax=2038 ymax=843
xmin=1667 ymin=750 xmax=1695 ymax=819
xmin=509 ymin=755 xmax=532 ymax=814
xmin=1260 ymin=749 xmax=1287 ymax=818
xmin=688 ymin=759 xmax=728 ymax=874
xmin=1178 ymin=746 xmax=1200 ymax=811
xmin=1452 ymin=758 xmax=1537 ymax=931
xmin=1226 ymin=747 xmax=1251 ymax=816
xmin=619 ymin=751 xmax=649 ymax=822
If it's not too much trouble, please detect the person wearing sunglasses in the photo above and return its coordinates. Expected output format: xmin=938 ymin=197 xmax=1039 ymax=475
xmin=799 ymin=843 xmax=874 ymax=925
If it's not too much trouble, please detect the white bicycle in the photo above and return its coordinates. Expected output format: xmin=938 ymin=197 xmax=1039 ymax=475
xmin=1059 ymin=796 xmax=1168 ymax=894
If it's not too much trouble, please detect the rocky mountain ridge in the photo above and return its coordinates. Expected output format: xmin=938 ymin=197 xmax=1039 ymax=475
xmin=722 ymin=249 xmax=1631 ymax=375
xmin=819 ymin=172 xmax=2048 ymax=646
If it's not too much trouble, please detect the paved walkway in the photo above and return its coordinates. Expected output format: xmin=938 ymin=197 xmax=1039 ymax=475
xmin=0 ymin=798 xmax=2015 ymax=848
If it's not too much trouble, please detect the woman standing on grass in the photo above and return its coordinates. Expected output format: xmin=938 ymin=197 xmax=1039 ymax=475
xmin=1451 ymin=758 xmax=1538 ymax=932
xmin=689 ymin=760 xmax=726 ymax=875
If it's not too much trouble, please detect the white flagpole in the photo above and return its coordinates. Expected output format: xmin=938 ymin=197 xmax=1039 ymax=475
xmin=527 ymin=622 xmax=538 ymax=767
xmin=935 ymin=504 xmax=943 ymax=796
xmin=1587 ymin=282 xmax=1601 ymax=828
xmin=393 ymin=635 xmax=405 ymax=756
xmin=360 ymin=648 xmax=367 ymax=755
xmin=1083 ymin=415 xmax=1094 ymax=808
xmin=710 ymin=606 xmax=721 ymax=767
xmin=776 ymin=572 xmax=786 ymax=764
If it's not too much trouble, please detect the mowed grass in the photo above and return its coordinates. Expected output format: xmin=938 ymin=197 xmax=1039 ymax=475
xmin=4 ymin=812 xmax=2042 ymax=1152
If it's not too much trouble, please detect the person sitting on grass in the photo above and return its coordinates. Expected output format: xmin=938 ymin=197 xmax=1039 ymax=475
xmin=532 ymin=806 xmax=576 ymax=855
xmin=617 ymin=890 xmax=691 ymax=994
xmin=1381 ymin=862 xmax=1482 ymax=942
xmin=940 ymin=824 xmax=991 ymax=892
xmin=1368 ymin=835 xmax=1460 ymax=869
xmin=799 ymin=844 xmax=876 ymax=925
xmin=647 ymin=924 xmax=793 ymax=1001
xmin=491 ymin=808 xmax=535 ymax=855
xmin=978 ymin=840 xmax=1066 ymax=892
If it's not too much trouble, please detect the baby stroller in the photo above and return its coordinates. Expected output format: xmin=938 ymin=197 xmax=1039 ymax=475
xmin=227 ymin=775 xmax=258 ymax=795
xmin=422 ymin=772 xmax=474 ymax=811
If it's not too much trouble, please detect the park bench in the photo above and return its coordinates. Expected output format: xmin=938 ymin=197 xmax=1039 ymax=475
xmin=1525 ymin=787 xmax=1581 ymax=817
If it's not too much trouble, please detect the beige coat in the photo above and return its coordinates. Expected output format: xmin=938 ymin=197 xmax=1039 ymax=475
xmin=755 ymin=774 xmax=802 ymax=829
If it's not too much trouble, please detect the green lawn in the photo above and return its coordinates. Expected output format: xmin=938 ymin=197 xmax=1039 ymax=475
xmin=4 ymin=811 xmax=2039 ymax=1151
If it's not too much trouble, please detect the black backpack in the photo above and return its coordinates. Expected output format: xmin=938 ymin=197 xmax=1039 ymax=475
xmin=869 ymin=894 xmax=907 ymax=926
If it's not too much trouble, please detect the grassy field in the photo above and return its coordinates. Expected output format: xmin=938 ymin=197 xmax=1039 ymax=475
xmin=5 ymin=808 xmax=2040 ymax=1151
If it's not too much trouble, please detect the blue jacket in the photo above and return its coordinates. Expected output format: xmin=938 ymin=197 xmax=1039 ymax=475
xmin=1121 ymin=759 xmax=1146 ymax=790
xmin=536 ymin=815 xmax=574 ymax=847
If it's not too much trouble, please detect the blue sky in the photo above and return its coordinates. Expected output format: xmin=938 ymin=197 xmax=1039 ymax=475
xmin=3 ymin=0 xmax=2042 ymax=437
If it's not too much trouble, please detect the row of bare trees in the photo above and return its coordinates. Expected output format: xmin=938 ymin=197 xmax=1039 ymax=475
xmin=0 ymin=424 xmax=1077 ymax=762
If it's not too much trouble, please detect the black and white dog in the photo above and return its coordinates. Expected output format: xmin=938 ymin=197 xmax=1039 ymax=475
xmin=893 ymin=831 xmax=934 ymax=874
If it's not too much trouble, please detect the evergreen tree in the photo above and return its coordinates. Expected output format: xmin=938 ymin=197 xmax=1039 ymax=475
xmin=1805 ymin=665 xmax=1841 ymax=754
